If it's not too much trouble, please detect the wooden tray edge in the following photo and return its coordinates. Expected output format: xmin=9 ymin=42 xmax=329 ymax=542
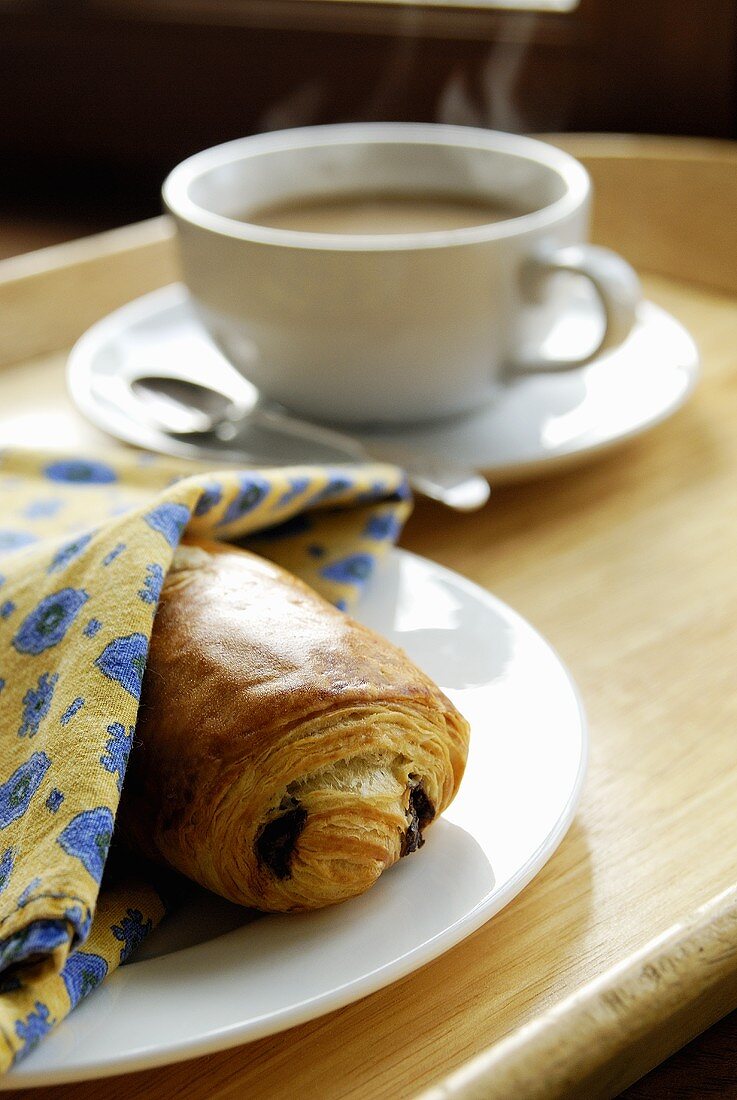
xmin=418 ymin=883 xmax=737 ymax=1099
xmin=547 ymin=134 xmax=737 ymax=297
xmin=0 ymin=216 xmax=177 ymax=369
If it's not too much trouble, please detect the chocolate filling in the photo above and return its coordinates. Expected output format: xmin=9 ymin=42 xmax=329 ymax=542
xmin=255 ymin=800 xmax=308 ymax=879
xmin=400 ymin=777 xmax=435 ymax=857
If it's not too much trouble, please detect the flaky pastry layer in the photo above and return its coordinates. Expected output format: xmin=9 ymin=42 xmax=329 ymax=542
xmin=119 ymin=540 xmax=470 ymax=911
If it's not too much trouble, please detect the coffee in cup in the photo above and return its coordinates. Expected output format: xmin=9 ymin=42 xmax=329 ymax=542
xmin=243 ymin=192 xmax=529 ymax=235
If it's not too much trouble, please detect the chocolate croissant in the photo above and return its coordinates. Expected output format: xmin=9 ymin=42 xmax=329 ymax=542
xmin=119 ymin=540 xmax=469 ymax=911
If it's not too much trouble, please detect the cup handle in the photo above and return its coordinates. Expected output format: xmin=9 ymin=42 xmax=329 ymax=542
xmin=508 ymin=242 xmax=642 ymax=377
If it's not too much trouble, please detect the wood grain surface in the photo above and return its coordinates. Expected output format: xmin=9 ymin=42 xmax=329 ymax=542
xmin=1 ymin=136 xmax=737 ymax=1098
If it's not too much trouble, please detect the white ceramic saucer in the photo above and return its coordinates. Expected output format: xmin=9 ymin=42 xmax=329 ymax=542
xmin=67 ymin=284 xmax=699 ymax=484
xmin=5 ymin=548 xmax=586 ymax=1087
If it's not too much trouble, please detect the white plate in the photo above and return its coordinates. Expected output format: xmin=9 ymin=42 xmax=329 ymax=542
xmin=66 ymin=283 xmax=699 ymax=484
xmin=6 ymin=549 xmax=586 ymax=1087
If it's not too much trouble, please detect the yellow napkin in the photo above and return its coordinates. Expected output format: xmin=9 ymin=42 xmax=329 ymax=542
xmin=0 ymin=448 xmax=410 ymax=1070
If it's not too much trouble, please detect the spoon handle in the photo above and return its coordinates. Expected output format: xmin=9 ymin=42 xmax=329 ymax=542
xmin=366 ymin=443 xmax=491 ymax=511
xmin=244 ymin=408 xmax=367 ymax=462
xmin=224 ymin=414 xmax=490 ymax=509
xmin=126 ymin=371 xmax=490 ymax=510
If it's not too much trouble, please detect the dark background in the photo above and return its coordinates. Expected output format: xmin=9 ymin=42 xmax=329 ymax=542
xmin=1 ymin=0 xmax=736 ymax=252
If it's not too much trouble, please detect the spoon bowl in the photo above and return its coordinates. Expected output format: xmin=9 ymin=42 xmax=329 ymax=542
xmin=130 ymin=375 xmax=249 ymax=435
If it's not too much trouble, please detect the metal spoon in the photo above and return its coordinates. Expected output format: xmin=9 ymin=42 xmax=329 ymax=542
xmin=126 ymin=372 xmax=491 ymax=511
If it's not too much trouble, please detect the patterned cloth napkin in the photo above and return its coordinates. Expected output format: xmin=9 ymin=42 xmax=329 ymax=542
xmin=0 ymin=447 xmax=410 ymax=1071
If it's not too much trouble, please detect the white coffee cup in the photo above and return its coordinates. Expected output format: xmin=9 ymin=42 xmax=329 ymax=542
xmin=163 ymin=123 xmax=641 ymax=425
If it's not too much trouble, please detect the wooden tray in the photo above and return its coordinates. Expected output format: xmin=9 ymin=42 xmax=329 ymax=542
xmin=2 ymin=135 xmax=737 ymax=1099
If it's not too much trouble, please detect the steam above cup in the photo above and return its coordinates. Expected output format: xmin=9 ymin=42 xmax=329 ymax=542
xmin=163 ymin=123 xmax=641 ymax=426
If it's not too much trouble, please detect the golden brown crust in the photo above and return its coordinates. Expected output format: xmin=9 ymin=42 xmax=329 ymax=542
xmin=119 ymin=539 xmax=469 ymax=911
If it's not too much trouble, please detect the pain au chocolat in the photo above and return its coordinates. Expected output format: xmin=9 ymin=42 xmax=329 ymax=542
xmin=119 ymin=540 xmax=470 ymax=911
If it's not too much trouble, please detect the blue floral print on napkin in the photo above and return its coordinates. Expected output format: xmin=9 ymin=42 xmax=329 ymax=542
xmin=13 ymin=589 xmax=89 ymax=655
xmin=0 ymin=849 xmax=15 ymax=895
xmin=0 ymin=530 xmax=36 ymax=555
xmin=138 ymin=563 xmax=164 ymax=605
xmin=94 ymin=634 xmax=149 ymax=700
xmin=18 ymin=673 xmax=59 ymax=738
xmin=111 ymin=908 xmax=153 ymax=964
xmin=100 ymin=724 xmax=133 ymax=793
xmin=44 ymin=460 xmax=116 ymax=485
xmin=48 ymin=533 xmax=93 ymax=574
xmin=57 ymin=807 xmax=114 ymax=884
xmin=14 ymin=1002 xmax=55 ymax=1061
xmin=321 ymin=553 xmax=374 ymax=584
xmin=0 ymin=753 xmax=51 ymax=828
xmin=144 ymin=503 xmax=189 ymax=546
xmin=61 ymin=951 xmax=108 ymax=1009
xmin=218 ymin=475 xmax=269 ymax=525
